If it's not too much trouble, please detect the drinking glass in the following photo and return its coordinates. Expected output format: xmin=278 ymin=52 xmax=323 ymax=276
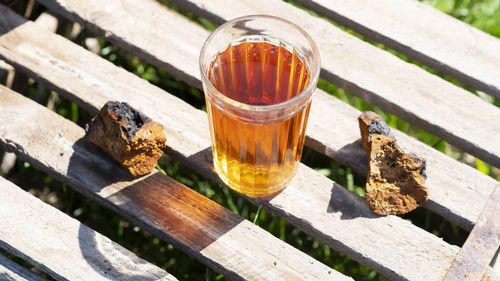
xmin=199 ymin=15 xmax=320 ymax=197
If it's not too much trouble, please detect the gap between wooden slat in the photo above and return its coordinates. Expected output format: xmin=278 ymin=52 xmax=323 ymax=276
xmin=0 ymin=10 xmax=474 ymax=280
xmin=0 ymin=86 xmax=349 ymax=281
xmin=0 ymin=252 xmax=48 ymax=281
xmin=163 ymin=0 xmax=500 ymax=168
xmin=0 ymin=176 xmax=177 ymax=281
xmin=443 ymin=183 xmax=500 ymax=281
xmin=293 ymin=0 xmax=500 ymax=100
xmin=24 ymin=0 xmax=499 ymax=230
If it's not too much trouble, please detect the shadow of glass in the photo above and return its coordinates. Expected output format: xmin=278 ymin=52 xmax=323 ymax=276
xmin=0 ymin=273 xmax=16 ymax=281
xmin=106 ymin=172 xmax=245 ymax=252
xmin=68 ymin=138 xmax=243 ymax=277
xmin=77 ymin=224 xmax=163 ymax=281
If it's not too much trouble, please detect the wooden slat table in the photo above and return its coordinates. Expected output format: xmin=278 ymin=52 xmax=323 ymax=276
xmin=292 ymin=0 xmax=500 ymax=99
xmin=0 ymin=253 xmax=48 ymax=281
xmin=0 ymin=85 xmax=348 ymax=281
xmin=164 ymin=0 xmax=500 ymax=168
xmin=0 ymin=0 xmax=499 ymax=280
xmin=0 ymin=176 xmax=176 ymax=281
xmin=29 ymin=0 xmax=498 ymax=232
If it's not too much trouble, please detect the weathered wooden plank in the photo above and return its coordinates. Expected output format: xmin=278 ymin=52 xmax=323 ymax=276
xmin=41 ymin=0 xmax=500 ymax=171
xmin=0 ymin=87 xmax=458 ymax=281
xmin=0 ymin=87 xmax=349 ymax=281
xmin=35 ymin=0 xmax=204 ymax=88
xmin=309 ymin=90 xmax=499 ymax=231
xmin=17 ymin=0 xmax=498 ymax=230
xmin=168 ymin=0 xmax=500 ymax=168
xmin=487 ymin=268 xmax=500 ymax=281
xmin=34 ymin=11 xmax=58 ymax=32
xmin=0 ymin=12 xmax=470 ymax=281
xmin=0 ymin=59 xmax=14 ymax=86
xmin=292 ymin=0 xmax=500 ymax=100
xmin=0 ymin=176 xmax=177 ymax=281
xmin=494 ymin=250 xmax=500 ymax=274
xmin=33 ymin=0 xmax=500 ymax=166
xmin=443 ymin=183 xmax=500 ymax=281
xmin=0 ymin=253 xmax=47 ymax=281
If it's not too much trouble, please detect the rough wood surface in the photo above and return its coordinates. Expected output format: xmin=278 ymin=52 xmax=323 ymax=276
xmin=444 ymin=183 xmax=500 ymax=281
xmin=494 ymin=251 xmax=500 ymax=274
xmin=0 ymin=87 xmax=349 ymax=281
xmin=36 ymin=0 xmax=204 ymax=88
xmin=6 ymin=2 xmax=497 ymax=231
xmin=34 ymin=11 xmax=58 ymax=32
xmin=293 ymin=0 xmax=500 ymax=100
xmin=0 ymin=89 xmax=458 ymax=281
xmin=0 ymin=253 xmax=47 ymax=281
xmin=0 ymin=176 xmax=176 ymax=281
xmin=0 ymin=15 xmax=475 ymax=281
xmin=167 ymin=0 xmax=500 ymax=168
xmin=0 ymin=59 xmax=14 ymax=87
xmin=308 ymin=90 xmax=497 ymax=231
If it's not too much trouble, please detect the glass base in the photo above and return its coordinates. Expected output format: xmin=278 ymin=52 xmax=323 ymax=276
xmin=213 ymin=158 xmax=298 ymax=197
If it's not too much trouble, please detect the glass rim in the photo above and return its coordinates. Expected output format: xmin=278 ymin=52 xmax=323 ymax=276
xmin=199 ymin=14 xmax=321 ymax=113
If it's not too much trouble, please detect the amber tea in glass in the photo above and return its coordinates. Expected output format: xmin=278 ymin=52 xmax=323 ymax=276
xmin=199 ymin=15 xmax=320 ymax=196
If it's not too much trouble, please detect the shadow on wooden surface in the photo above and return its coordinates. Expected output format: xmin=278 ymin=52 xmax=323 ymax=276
xmin=77 ymin=225 xmax=164 ymax=281
xmin=327 ymin=183 xmax=377 ymax=220
xmin=107 ymin=172 xmax=245 ymax=251
xmin=67 ymin=139 xmax=247 ymax=278
xmin=68 ymin=138 xmax=135 ymax=192
xmin=0 ymin=5 xmax=25 ymax=36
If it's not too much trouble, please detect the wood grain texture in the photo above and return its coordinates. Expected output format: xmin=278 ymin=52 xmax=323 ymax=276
xmin=494 ymin=250 xmax=500 ymax=274
xmin=0 ymin=176 xmax=176 ymax=281
xmin=0 ymin=87 xmax=349 ymax=281
xmin=0 ymin=12 xmax=474 ymax=280
xmin=165 ymin=0 xmax=500 ymax=168
xmin=33 ymin=12 xmax=58 ymax=32
xmin=443 ymin=184 xmax=500 ymax=281
xmin=10 ymin=1 xmax=498 ymax=230
xmin=35 ymin=0 xmax=500 ymax=167
xmin=307 ymin=89 xmax=497 ymax=231
xmin=293 ymin=0 xmax=500 ymax=100
xmin=36 ymin=0 xmax=204 ymax=88
xmin=0 ymin=90 xmax=460 ymax=281
xmin=0 ymin=253 xmax=47 ymax=281
xmin=487 ymin=269 xmax=500 ymax=281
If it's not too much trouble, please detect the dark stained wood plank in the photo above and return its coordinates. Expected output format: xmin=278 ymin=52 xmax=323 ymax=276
xmin=0 ymin=176 xmax=177 ymax=281
xmin=0 ymin=86 xmax=349 ymax=281
xmin=0 ymin=253 xmax=48 ymax=281
xmin=293 ymin=0 xmax=500 ymax=100
xmin=1 ymin=1 xmax=496 ymax=232
xmin=443 ymin=184 xmax=500 ymax=281
xmin=0 ymin=11 xmax=470 ymax=280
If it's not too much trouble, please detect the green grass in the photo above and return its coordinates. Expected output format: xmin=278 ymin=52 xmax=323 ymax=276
xmin=2 ymin=0 xmax=500 ymax=280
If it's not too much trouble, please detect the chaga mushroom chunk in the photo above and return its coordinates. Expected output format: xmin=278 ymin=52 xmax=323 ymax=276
xmin=106 ymin=101 xmax=152 ymax=140
xmin=365 ymin=134 xmax=428 ymax=215
xmin=358 ymin=111 xmax=395 ymax=153
xmin=85 ymin=101 xmax=166 ymax=176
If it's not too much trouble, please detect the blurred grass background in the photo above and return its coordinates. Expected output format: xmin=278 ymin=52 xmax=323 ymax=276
xmin=1 ymin=0 xmax=499 ymax=280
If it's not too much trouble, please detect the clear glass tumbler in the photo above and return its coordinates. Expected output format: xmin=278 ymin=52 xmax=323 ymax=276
xmin=199 ymin=15 xmax=320 ymax=197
